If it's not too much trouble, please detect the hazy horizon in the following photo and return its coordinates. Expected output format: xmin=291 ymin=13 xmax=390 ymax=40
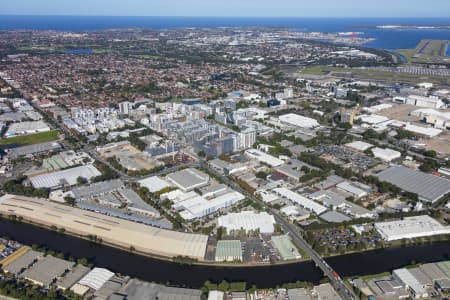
xmin=1 ymin=0 xmax=450 ymax=18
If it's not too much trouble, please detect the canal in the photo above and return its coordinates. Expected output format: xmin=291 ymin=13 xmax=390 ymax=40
xmin=0 ymin=218 xmax=448 ymax=288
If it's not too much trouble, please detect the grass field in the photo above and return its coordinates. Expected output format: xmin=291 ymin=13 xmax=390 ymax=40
xmin=396 ymin=39 xmax=450 ymax=64
xmin=299 ymin=65 xmax=450 ymax=85
xmin=0 ymin=130 xmax=60 ymax=146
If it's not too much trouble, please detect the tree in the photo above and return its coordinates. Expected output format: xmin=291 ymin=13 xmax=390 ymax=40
xmin=218 ymin=280 xmax=230 ymax=291
xmin=423 ymin=150 xmax=437 ymax=158
xmin=255 ymin=171 xmax=268 ymax=179
xmin=64 ymin=196 xmax=76 ymax=206
xmin=338 ymin=122 xmax=352 ymax=130
xmin=76 ymin=176 xmax=88 ymax=185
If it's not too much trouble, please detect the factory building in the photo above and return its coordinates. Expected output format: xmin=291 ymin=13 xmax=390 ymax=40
xmin=405 ymin=95 xmax=445 ymax=109
xmin=217 ymin=211 xmax=276 ymax=234
xmin=173 ymin=190 xmax=245 ymax=220
xmin=8 ymin=141 xmax=61 ymax=158
xmin=345 ymin=141 xmax=373 ymax=152
xmin=138 ymin=176 xmax=172 ymax=193
xmin=393 ymin=268 xmax=428 ymax=299
xmin=375 ymin=215 xmax=450 ymax=241
xmin=166 ymin=168 xmax=210 ymax=192
xmin=215 ymin=240 xmax=242 ymax=262
xmin=273 ymin=188 xmax=327 ymax=215
xmin=271 ymin=235 xmax=301 ymax=260
xmin=336 ymin=181 xmax=368 ymax=199
xmin=29 ymin=164 xmax=102 ymax=189
xmin=411 ymin=108 xmax=450 ymax=129
xmin=5 ymin=121 xmax=50 ymax=137
xmin=278 ymin=113 xmax=320 ymax=129
xmin=371 ymin=147 xmax=401 ymax=162
xmin=21 ymin=255 xmax=75 ymax=287
xmin=245 ymin=149 xmax=284 ymax=167
xmin=376 ymin=165 xmax=450 ymax=203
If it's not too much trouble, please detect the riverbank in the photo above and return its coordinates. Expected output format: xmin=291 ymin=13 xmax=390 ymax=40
xmin=1 ymin=214 xmax=309 ymax=268
xmin=4 ymin=213 xmax=447 ymax=269
xmin=0 ymin=217 xmax=448 ymax=288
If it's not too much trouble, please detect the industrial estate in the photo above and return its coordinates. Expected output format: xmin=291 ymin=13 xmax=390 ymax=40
xmin=0 ymin=11 xmax=449 ymax=300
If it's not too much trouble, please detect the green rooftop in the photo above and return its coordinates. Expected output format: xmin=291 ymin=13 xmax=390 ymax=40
xmin=437 ymin=261 xmax=450 ymax=277
xmin=271 ymin=235 xmax=301 ymax=260
xmin=215 ymin=240 xmax=242 ymax=262
xmin=43 ymin=155 xmax=69 ymax=171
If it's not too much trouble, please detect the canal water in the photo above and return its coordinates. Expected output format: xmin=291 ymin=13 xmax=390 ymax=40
xmin=0 ymin=218 xmax=448 ymax=288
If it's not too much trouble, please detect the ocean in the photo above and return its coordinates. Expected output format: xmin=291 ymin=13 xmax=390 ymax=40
xmin=1 ymin=15 xmax=450 ymax=50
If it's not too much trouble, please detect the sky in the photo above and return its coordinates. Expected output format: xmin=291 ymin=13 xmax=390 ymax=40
xmin=1 ymin=0 xmax=450 ymax=18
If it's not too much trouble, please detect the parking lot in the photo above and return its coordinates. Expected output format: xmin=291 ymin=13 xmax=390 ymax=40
xmin=0 ymin=238 xmax=23 ymax=261
xmin=314 ymin=145 xmax=377 ymax=170
xmin=305 ymin=227 xmax=383 ymax=255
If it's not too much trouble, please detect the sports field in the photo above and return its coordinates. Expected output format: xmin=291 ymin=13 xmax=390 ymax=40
xmin=0 ymin=130 xmax=60 ymax=146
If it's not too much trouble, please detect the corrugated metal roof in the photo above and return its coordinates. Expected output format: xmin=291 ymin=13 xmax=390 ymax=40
xmin=377 ymin=165 xmax=450 ymax=202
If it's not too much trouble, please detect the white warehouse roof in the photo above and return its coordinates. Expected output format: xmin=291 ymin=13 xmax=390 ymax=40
xmin=278 ymin=113 xmax=319 ymax=128
xmin=175 ymin=191 xmax=245 ymax=220
xmin=403 ymin=123 xmax=442 ymax=138
xmin=363 ymin=104 xmax=392 ymax=114
xmin=245 ymin=149 xmax=284 ymax=167
xmin=166 ymin=168 xmax=210 ymax=192
xmin=218 ymin=211 xmax=276 ymax=234
xmin=345 ymin=141 xmax=373 ymax=152
xmin=357 ymin=114 xmax=390 ymax=125
xmin=375 ymin=215 xmax=450 ymax=241
xmin=139 ymin=176 xmax=171 ymax=193
xmin=371 ymin=147 xmax=401 ymax=162
xmin=78 ymin=268 xmax=114 ymax=291
xmin=273 ymin=188 xmax=327 ymax=215
xmin=336 ymin=181 xmax=368 ymax=198
xmin=393 ymin=268 xmax=427 ymax=298
xmin=30 ymin=164 xmax=101 ymax=189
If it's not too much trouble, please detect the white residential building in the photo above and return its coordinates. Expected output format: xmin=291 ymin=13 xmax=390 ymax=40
xmin=238 ymin=128 xmax=257 ymax=150
xmin=118 ymin=101 xmax=133 ymax=115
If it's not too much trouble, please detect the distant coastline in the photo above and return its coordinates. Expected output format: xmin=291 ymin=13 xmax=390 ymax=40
xmin=375 ymin=25 xmax=450 ymax=30
xmin=1 ymin=16 xmax=450 ymax=50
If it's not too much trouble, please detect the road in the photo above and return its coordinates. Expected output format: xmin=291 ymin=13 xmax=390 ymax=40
xmin=272 ymin=214 xmax=355 ymax=300
xmin=38 ymin=104 xmax=355 ymax=299
xmin=198 ymin=161 xmax=356 ymax=300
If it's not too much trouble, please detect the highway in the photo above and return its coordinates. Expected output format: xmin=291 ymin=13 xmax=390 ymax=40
xmin=198 ymin=161 xmax=356 ymax=300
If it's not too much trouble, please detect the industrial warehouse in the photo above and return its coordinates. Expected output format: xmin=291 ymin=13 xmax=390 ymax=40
xmin=217 ymin=211 xmax=276 ymax=234
xmin=0 ymin=194 xmax=208 ymax=260
xmin=29 ymin=164 xmax=102 ymax=189
xmin=376 ymin=165 xmax=450 ymax=203
xmin=374 ymin=215 xmax=450 ymax=241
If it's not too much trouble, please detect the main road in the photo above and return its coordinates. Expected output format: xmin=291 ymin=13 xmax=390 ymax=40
xmin=38 ymin=102 xmax=355 ymax=299
xmin=198 ymin=161 xmax=356 ymax=300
